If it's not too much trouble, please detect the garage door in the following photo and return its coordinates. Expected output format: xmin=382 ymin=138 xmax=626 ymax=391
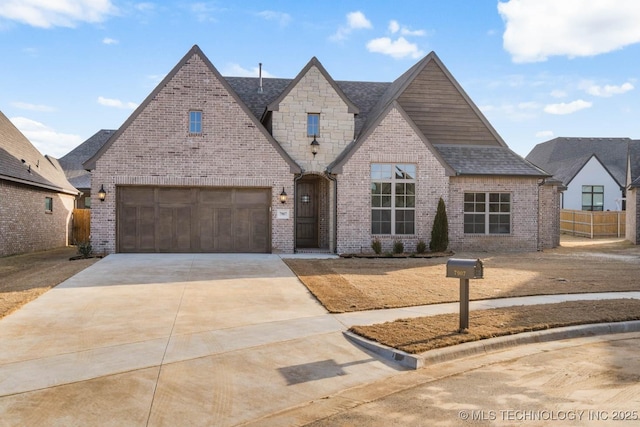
xmin=117 ymin=187 xmax=271 ymax=253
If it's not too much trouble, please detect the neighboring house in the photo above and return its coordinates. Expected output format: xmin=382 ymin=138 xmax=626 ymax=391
xmin=626 ymin=140 xmax=640 ymax=244
xmin=59 ymin=129 xmax=116 ymax=208
xmin=84 ymin=45 xmax=560 ymax=255
xmin=0 ymin=111 xmax=79 ymax=257
xmin=526 ymin=137 xmax=630 ymax=211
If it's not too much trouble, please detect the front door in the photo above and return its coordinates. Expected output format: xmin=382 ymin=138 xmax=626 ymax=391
xmin=296 ymin=179 xmax=318 ymax=248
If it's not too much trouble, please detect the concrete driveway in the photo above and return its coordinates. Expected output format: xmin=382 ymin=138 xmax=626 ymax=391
xmin=0 ymin=254 xmax=404 ymax=426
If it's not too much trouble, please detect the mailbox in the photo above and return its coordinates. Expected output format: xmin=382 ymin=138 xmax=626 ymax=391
xmin=446 ymin=258 xmax=483 ymax=279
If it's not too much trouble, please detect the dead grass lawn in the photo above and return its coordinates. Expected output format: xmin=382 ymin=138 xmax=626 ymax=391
xmin=0 ymin=247 xmax=99 ymax=319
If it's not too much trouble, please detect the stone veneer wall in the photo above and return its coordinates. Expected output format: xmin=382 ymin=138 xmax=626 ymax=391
xmin=271 ymin=66 xmax=355 ymax=173
xmin=448 ymin=176 xmax=542 ymax=252
xmin=91 ymin=52 xmax=295 ymax=254
xmin=0 ymin=180 xmax=74 ymax=256
xmin=337 ymin=107 xmax=449 ymax=254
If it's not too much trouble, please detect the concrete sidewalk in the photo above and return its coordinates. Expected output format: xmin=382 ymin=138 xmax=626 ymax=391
xmin=0 ymin=253 xmax=638 ymax=426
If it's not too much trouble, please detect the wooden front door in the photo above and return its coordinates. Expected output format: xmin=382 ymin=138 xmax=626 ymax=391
xmin=296 ymin=179 xmax=318 ymax=248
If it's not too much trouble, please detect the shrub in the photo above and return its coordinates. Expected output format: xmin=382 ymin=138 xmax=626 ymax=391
xmin=430 ymin=197 xmax=449 ymax=252
xmin=77 ymin=240 xmax=93 ymax=259
xmin=371 ymin=238 xmax=382 ymax=254
xmin=416 ymin=240 xmax=427 ymax=254
xmin=393 ymin=239 xmax=404 ymax=254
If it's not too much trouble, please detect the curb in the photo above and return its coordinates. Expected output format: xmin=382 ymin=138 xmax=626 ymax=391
xmin=343 ymin=320 xmax=640 ymax=369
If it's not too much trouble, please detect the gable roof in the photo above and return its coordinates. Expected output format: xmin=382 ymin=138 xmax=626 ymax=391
xmin=629 ymin=140 xmax=640 ymax=188
xmin=84 ymin=45 xmax=301 ymax=173
xmin=265 ymin=57 xmax=359 ymax=116
xmin=0 ymin=111 xmax=78 ymax=195
xmin=526 ymin=137 xmax=630 ymax=187
xmin=59 ymin=129 xmax=115 ymax=189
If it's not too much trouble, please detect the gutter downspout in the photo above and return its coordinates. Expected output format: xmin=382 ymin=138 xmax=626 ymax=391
xmin=325 ymin=171 xmax=338 ymax=254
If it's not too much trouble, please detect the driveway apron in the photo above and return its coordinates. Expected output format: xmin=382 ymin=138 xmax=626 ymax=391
xmin=0 ymin=254 xmax=403 ymax=426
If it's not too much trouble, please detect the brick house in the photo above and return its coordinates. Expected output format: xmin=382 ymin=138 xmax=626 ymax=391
xmin=0 ymin=111 xmax=79 ymax=256
xmin=84 ymin=45 xmax=560 ymax=254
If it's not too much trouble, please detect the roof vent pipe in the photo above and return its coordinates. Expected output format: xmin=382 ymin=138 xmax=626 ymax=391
xmin=258 ymin=62 xmax=263 ymax=93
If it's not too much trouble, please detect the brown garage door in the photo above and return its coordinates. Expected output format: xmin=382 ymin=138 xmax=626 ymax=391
xmin=117 ymin=187 xmax=271 ymax=253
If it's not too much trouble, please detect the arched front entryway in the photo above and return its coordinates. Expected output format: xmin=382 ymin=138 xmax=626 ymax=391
xmin=295 ymin=174 xmax=334 ymax=252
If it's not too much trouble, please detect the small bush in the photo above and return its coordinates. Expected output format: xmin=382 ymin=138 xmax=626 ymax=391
xmin=393 ymin=240 xmax=404 ymax=254
xmin=416 ymin=240 xmax=427 ymax=254
xmin=371 ymin=238 xmax=382 ymax=254
xmin=77 ymin=240 xmax=93 ymax=258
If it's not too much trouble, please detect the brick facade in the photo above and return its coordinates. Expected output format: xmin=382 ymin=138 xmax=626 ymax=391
xmin=627 ymin=188 xmax=639 ymax=244
xmin=90 ymin=52 xmax=294 ymax=254
xmin=0 ymin=180 xmax=75 ymax=256
xmin=337 ymin=106 xmax=449 ymax=254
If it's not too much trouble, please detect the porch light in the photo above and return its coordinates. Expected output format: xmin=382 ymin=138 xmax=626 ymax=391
xmin=279 ymin=187 xmax=288 ymax=204
xmin=98 ymin=184 xmax=107 ymax=202
xmin=310 ymin=135 xmax=319 ymax=157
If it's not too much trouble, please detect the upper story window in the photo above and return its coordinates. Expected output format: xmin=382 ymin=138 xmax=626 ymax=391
xmin=371 ymin=164 xmax=416 ymax=235
xmin=464 ymin=192 xmax=511 ymax=234
xmin=189 ymin=110 xmax=202 ymax=134
xmin=582 ymin=185 xmax=604 ymax=211
xmin=307 ymin=113 xmax=319 ymax=137
xmin=45 ymin=197 xmax=53 ymax=213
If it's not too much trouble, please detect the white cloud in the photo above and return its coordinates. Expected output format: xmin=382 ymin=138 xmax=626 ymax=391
xmin=581 ymin=81 xmax=634 ymax=97
xmin=190 ymin=2 xmax=222 ymax=22
xmin=330 ymin=11 xmax=372 ymax=41
xmin=0 ymin=0 xmax=117 ymax=28
xmin=366 ymin=36 xmax=424 ymax=59
xmin=221 ymin=64 xmax=275 ymax=78
xmin=257 ymin=10 xmax=291 ymax=27
xmin=544 ymin=99 xmax=592 ymax=115
xmin=389 ymin=20 xmax=400 ymax=34
xmin=97 ymin=96 xmax=138 ymax=110
xmin=498 ymin=0 xmax=640 ymax=62
xmin=550 ymin=89 xmax=567 ymax=98
xmin=479 ymin=102 xmax=540 ymax=121
xmin=11 ymin=101 xmax=56 ymax=112
xmin=536 ymin=130 xmax=554 ymax=138
xmin=10 ymin=116 xmax=81 ymax=157
xmin=102 ymin=37 xmax=118 ymax=45
xmin=388 ymin=19 xmax=426 ymax=36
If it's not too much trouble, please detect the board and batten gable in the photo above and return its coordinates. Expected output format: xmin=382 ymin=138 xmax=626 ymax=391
xmin=336 ymin=103 xmax=451 ymax=254
xmin=89 ymin=47 xmax=297 ymax=254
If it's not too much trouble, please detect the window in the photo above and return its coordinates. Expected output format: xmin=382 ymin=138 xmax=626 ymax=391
xmin=189 ymin=110 xmax=202 ymax=134
xmin=371 ymin=164 xmax=415 ymax=235
xmin=582 ymin=185 xmax=604 ymax=211
xmin=464 ymin=192 xmax=510 ymax=234
xmin=45 ymin=197 xmax=53 ymax=213
xmin=307 ymin=113 xmax=319 ymax=137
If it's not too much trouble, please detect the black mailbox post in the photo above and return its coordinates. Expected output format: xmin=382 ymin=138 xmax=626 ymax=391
xmin=446 ymin=258 xmax=483 ymax=332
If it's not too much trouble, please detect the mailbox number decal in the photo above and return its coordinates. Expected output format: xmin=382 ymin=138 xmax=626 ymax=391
xmin=452 ymin=269 xmax=467 ymax=277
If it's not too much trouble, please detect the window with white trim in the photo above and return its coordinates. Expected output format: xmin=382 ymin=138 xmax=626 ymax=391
xmin=371 ymin=164 xmax=416 ymax=235
xmin=464 ymin=192 xmax=511 ymax=234
xmin=582 ymin=185 xmax=604 ymax=211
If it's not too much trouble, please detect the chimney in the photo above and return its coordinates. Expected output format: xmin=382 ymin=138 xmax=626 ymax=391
xmin=258 ymin=62 xmax=263 ymax=93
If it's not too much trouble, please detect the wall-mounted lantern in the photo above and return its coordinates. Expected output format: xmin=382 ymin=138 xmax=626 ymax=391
xmin=98 ymin=184 xmax=107 ymax=202
xmin=279 ymin=187 xmax=288 ymax=204
xmin=310 ymin=135 xmax=319 ymax=157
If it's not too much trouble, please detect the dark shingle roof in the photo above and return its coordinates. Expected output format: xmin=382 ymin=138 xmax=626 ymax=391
xmin=225 ymin=77 xmax=390 ymax=137
xmin=0 ymin=110 xmax=77 ymax=194
xmin=630 ymin=140 xmax=640 ymax=188
xmin=525 ymin=137 xmax=630 ymax=187
xmin=59 ymin=129 xmax=116 ymax=189
xmin=435 ymin=144 xmax=549 ymax=176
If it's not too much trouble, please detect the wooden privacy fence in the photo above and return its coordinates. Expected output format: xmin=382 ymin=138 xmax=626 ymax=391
xmin=560 ymin=209 xmax=626 ymax=238
xmin=72 ymin=209 xmax=91 ymax=244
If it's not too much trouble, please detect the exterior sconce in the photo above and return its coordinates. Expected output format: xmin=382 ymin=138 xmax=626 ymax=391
xmin=310 ymin=135 xmax=319 ymax=157
xmin=279 ymin=187 xmax=287 ymax=204
xmin=301 ymin=194 xmax=311 ymax=203
xmin=98 ymin=184 xmax=107 ymax=202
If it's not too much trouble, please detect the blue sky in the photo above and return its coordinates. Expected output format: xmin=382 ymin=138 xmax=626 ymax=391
xmin=1 ymin=0 xmax=639 ymax=158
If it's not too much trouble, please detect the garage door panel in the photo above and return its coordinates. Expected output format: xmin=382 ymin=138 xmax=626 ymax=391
xmin=118 ymin=187 xmax=270 ymax=253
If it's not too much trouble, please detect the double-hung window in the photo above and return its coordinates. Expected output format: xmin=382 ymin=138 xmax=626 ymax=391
xmin=371 ymin=164 xmax=416 ymax=235
xmin=464 ymin=192 xmax=511 ymax=234
xmin=189 ymin=110 xmax=202 ymax=134
xmin=582 ymin=185 xmax=604 ymax=211
xmin=307 ymin=113 xmax=319 ymax=137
